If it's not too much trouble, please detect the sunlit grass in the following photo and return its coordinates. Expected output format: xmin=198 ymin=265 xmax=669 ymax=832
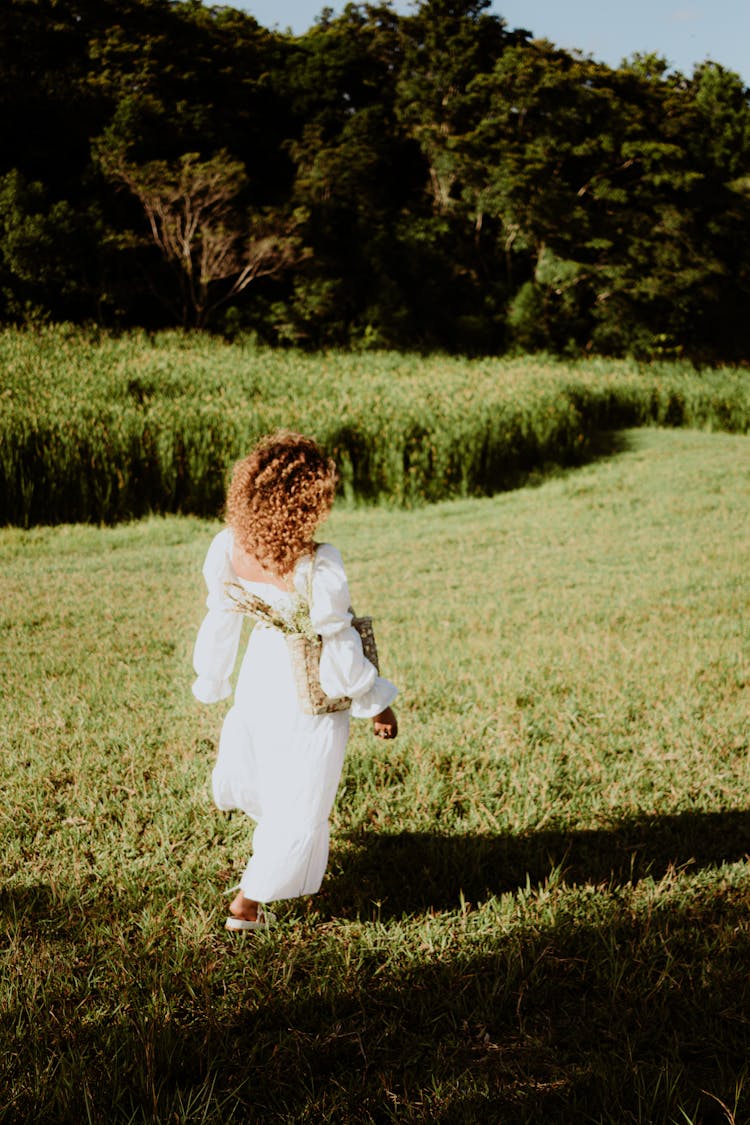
xmin=1 ymin=428 xmax=749 ymax=1121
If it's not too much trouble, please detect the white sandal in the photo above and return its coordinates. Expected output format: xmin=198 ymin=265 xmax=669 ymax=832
xmin=225 ymin=905 xmax=276 ymax=931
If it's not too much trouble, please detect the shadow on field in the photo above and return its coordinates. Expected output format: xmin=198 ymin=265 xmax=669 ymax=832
xmin=484 ymin=427 xmax=634 ymax=494
xmin=4 ymin=818 xmax=750 ymax=1121
xmin=325 ymin=807 xmax=750 ymax=919
xmin=0 ymin=882 xmax=55 ymax=922
xmin=6 ymin=880 xmax=750 ymax=1123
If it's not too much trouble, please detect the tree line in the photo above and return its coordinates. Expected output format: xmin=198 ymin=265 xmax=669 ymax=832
xmin=2 ymin=0 xmax=750 ymax=360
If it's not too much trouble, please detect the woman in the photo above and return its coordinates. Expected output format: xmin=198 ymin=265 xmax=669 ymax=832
xmin=192 ymin=431 xmax=398 ymax=930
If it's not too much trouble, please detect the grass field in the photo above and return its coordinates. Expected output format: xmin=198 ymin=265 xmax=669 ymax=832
xmin=1 ymin=427 xmax=749 ymax=1122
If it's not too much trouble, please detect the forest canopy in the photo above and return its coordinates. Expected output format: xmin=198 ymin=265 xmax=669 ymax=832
xmin=2 ymin=0 xmax=750 ymax=360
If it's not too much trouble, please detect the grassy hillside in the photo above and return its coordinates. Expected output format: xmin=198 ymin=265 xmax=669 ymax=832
xmin=1 ymin=428 xmax=749 ymax=1121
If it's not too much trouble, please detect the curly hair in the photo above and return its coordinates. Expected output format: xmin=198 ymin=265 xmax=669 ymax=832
xmin=225 ymin=431 xmax=337 ymax=577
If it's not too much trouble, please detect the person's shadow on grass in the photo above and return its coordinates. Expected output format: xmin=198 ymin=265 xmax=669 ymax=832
xmin=4 ymin=809 xmax=749 ymax=1122
xmin=324 ymin=807 xmax=750 ymax=920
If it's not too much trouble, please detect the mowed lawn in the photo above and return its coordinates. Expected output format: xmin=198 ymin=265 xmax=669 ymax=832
xmin=1 ymin=428 xmax=749 ymax=1123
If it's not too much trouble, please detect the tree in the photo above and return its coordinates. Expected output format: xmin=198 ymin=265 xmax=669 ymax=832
xmin=1 ymin=0 xmax=749 ymax=355
xmin=460 ymin=40 xmax=750 ymax=358
xmin=394 ymin=0 xmax=516 ymax=212
xmin=98 ymin=146 xmax=300 ymax=328
xmin=586 ymin=57 xmax=750 ymax=358
xmin=0 ymin=169 xmax=100 ymax=321
xmin=277 ymin=3 xmax=428 ymax=347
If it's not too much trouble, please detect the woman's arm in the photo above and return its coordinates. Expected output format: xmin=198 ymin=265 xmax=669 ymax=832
xmin=192 ymin=529 xmax=244 ymax=703
xmin=298 ymin=544 xmax=398 ymax=721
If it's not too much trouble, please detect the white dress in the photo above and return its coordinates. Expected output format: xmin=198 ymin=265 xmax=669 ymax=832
xmin=192 ymin=528 xmax=398 ymax=903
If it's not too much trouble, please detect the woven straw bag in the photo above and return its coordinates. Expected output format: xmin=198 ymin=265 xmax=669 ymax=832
xmin=288 ymin=555 xmax=379 ymax=715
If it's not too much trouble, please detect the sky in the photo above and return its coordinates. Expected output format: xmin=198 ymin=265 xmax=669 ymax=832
xmin=230 ymin=1 xmax=750 ymax=85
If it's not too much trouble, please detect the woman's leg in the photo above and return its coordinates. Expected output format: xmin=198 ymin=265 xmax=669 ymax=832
xmin=239 ymin=720 xmax=348 ymax=903
xmin=228 ymin=889 xmax=262 ymax=921
xmin=212 ymin=706 xmax=262 ymax=818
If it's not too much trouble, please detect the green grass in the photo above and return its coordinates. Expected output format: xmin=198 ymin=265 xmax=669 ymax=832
xmin=1 ymin=428 xmax=749 ymax=1122
xmin=1 ymin=325 xmax=749 ymax=524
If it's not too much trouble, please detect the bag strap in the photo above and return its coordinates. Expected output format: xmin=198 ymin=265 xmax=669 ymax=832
xmin=305 ymin=545 xmax=317 ymax=608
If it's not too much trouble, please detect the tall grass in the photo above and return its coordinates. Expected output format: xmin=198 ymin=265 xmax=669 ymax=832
xmin=1 ymin=326 xmax=748 ymax=525
xmin=1 ymin=428 xmax=749 ymax=1121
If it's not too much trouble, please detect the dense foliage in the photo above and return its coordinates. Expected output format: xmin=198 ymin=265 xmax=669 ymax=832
xmin=2 ymin=327 xmax=749 ymax=525
xmin=2 ymin=0 xmax=750 ymax=360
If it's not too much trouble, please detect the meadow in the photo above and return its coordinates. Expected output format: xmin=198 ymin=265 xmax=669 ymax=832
xmin=1 ymin=326 xmax=749 ymax=525
xmin=1 ymin=425 xmax=749 ymax=1122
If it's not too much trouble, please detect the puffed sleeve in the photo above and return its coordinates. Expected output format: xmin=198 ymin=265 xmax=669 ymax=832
xmin=192 ymin=528 xmax=244 ymax=704
xmin=295 ymin=544 xmax=398 ymax=720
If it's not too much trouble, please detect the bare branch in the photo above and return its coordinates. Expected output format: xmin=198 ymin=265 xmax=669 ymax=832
xmin=98 ymin=144 xmax=301 ymax=326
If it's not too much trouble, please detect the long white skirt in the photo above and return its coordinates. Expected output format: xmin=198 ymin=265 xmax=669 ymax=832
xmin=212 ymin=624 xmax=349 ymax=903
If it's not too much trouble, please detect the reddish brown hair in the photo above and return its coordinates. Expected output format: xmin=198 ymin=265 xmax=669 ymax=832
xmin=225 ymin=430 xmax=336 ymax=576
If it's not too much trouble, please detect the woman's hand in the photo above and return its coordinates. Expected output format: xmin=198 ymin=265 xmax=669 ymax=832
xmin=373 ymin=706 xmax=398 ymax=740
